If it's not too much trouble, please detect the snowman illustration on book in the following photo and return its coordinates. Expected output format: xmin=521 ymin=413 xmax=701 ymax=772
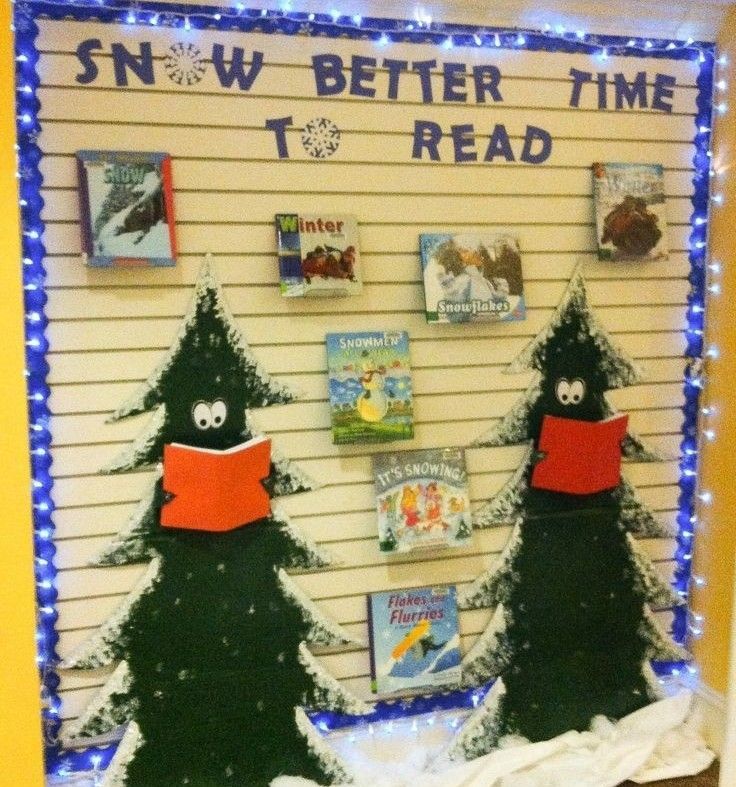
xmin=356 ymin=353 xmax=391 ymax=423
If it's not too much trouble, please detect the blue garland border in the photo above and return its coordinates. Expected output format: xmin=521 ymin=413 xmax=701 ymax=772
xmin=12 ymin=0 xmax=714 ymax=776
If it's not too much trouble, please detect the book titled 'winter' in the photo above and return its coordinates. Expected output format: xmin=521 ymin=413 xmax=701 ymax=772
xmin=592 ymin=162 xmax=669 ymax=262
xmin=372 ymin=447 xmax=472 ymax=553
xmin=275 ymin=213 xmax=362 ymax=297
xmin=326 ymin=331 xmax=413 ymax=445
xmin=420 ymin=233 xmax=525 ymax=323
xmin=76 ymin=150 xmax=177 ymax=267
xmin=367 ymin=585 xmax=461 ymax=695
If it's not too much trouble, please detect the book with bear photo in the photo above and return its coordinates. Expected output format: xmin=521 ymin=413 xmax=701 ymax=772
xmin=76 ymin=150 xmax=177 ymax=267
xmin=420 ymin=233 xmax=525 ymax=324
xmin=367 ymin=585 xmax=461 ymax=695
xmin=275 ymin=213 xmax=362 ymax=297
xmin=326 ymin=331 xmax=413 ymax=445
xmin=592 ymin=162 xmax=669 ymax=262
xmin=372 ymin=447 xmax=472 ymax=553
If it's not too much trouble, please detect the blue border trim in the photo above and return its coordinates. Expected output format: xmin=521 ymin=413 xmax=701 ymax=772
xmin=12 ymin=0 xmax=714 ymax=777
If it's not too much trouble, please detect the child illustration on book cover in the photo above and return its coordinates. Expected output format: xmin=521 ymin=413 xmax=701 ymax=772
xmin=373 ymin=447 xmax=472 ymax=553
xmin=368 ymin=585 xmax=461 ymax=695
xmin=420 ymin=233 xmax=525 ymax=323
xmin=326 ymin=331 xmax=413 ymax=444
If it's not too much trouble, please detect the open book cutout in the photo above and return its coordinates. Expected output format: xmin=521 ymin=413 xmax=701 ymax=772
xmin=531 ymin=413 xmax=628 ymax=495
xmin=161 ymin=435 xmax=271 ymax=532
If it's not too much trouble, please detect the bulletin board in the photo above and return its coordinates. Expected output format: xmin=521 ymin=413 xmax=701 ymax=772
xmin=14 ymin=0 xmax=713 ymax=776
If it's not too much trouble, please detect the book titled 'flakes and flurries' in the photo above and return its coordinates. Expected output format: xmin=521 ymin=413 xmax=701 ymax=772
xmin=367 ymin=585 xmax=461 ymax=696
xmin=326 ymin=331 xmax=413 ymax=445
xmin=275 ymin=213 xmax=362 ymax=297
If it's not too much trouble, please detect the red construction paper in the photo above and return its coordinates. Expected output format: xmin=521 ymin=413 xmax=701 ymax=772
xmin=161 ymin=436 xmax=271 ymax=531
xmin=531 ymin=414 xmax=628 ymax=495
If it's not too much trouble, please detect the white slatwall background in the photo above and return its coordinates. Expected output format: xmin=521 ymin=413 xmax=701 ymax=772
xmin=34 ymin=16 xmax=701 ymax=729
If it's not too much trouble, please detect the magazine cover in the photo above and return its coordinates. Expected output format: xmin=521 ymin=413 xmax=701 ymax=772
xmin=275 ymin=213 xmax=362 ymax=297
xmin=326 ymin=331 xmax=413 ymax=445
xmin=592 ymin=162 xmax=669 ymax=261
xmin=419 ymin=233 xmax=525 ymax=324
xmin=372 ymin=447 xmax=473 ymax=553
xmin=367 ymin=585 xmax=461 ymax=695
xmin=76 ymin=150 xmax=177 ymax=267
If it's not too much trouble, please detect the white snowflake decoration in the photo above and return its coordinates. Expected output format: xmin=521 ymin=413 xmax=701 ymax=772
xmin=301 ymin=117 xmax=341 ymax=158
xmin=164 ymin=43 xmax=208 ymax=86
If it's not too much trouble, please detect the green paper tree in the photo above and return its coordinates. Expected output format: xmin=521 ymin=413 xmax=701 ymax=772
xmin=448 ymin=267 xmax=686 ymax=761
xmin=61 ymin=258 xmax=368 ymax=787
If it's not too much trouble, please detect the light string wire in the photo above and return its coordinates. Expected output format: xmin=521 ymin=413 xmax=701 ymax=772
xmin=11 ymin=0 xmax=717 ymax=776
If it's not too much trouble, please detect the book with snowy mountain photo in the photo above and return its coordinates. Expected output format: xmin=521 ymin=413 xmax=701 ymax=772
xmin=76 ymin=150 xmax=177 ymax=267
xmin=592 ymin=162 xmax=669 ymax=262
xmin=420 ymin=233 xmax=525 ymax=323
xmin=326 ymin=331 xmax=413 ymax=445
xmin=372 ymin=447 xmax=472 ymax=553
xmin=367 ymin=585 xmax=461 ymax=696
xmin=276 ymin=213 xmax=362 ymax=297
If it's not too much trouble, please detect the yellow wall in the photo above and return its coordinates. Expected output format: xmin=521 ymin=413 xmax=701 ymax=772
xmin=691 ymin=4 xmax=736 ymax=698
xmin=0 ymin=2 xmax=45 ymax=783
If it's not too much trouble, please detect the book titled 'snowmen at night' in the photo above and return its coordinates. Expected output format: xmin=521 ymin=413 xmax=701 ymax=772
xmin=76 ymin=150 xmax=177 ymax=268
xmin=326 ymin=331 xmax=413 ymax=445
xmin=367 ymin=585 xmax=461 ymax=695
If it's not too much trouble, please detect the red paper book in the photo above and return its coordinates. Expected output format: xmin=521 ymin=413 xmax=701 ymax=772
xmin=161 ymin=436 xmax=271 ymax=532
xmin=531 ymin=413 xmax=628 ymax=495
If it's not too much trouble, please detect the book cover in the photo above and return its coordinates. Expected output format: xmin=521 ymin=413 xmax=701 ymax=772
xmin=367 ymin=585 xmax=461 ymax=695
xmin=531 ymin=413 xmax=629 ymax=495
xmin=592 ymin=162 xmax=669 ymax=262
xmin=161 ymin=435 xmax=271 ymax=531
xmin=420 ymin=233 xmax=525 ymax=324
xmin=372 ymin=447 xmax=472 ymax=553
xmin=76 ymin=150 xmax=177 ymax=268
xmin=326 ymin=331 xmax=413 ymax=445
xmin=275 ymin=213 xmax=362 ymax=297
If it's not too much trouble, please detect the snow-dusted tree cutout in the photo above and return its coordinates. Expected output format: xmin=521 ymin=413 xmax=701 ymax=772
xmin=62 ymin=258 xmax=368 ymax=787
xmin=454 ymin=264 xmax=687 ymax=760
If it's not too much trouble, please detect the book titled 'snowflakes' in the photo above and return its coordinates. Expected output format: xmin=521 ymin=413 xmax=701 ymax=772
xmin=420 ymin=233 xmax=525 ymax=324
xmin=592 ymin=162 xmax=669 ymax=262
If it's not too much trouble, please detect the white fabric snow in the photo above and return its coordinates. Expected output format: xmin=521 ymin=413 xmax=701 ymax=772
xmin=271 ymin=692 xmax=713 ymax=787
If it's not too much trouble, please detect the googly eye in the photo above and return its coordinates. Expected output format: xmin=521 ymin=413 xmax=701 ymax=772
xmin=192 ymin=401 xmax=212 ymax=430
xmin=211 ymin=399 xmax=227 ymax=428
xmin=555 ymin=378 xmax=571 ymax=405
xmin=569 ymin=379 xmax=586 ymax=405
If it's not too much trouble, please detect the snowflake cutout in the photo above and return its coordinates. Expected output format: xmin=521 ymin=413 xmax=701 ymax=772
xmin=25 ymin=129 xmax=40 ymax=146
xmin=19 ymin=164 xmax=35 ymax=181
xmin=299 ymin=22 xmax=312 ymax=34
xmin=159 ymin=12 xmax=180 ymax=27
xmin=301 ymin=117 xmax=341 ymax=159
xmin=164 ymin=42 xmax=208 ymax=86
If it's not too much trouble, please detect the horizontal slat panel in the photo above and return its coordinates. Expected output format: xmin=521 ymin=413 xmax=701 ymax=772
xmin=39 ymin=156 xmax=697 ymax=196
xmin=34 ymin=15 xmax=700 ymax=725
xmin=39 ymin=122 xmax=701 ymax=168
